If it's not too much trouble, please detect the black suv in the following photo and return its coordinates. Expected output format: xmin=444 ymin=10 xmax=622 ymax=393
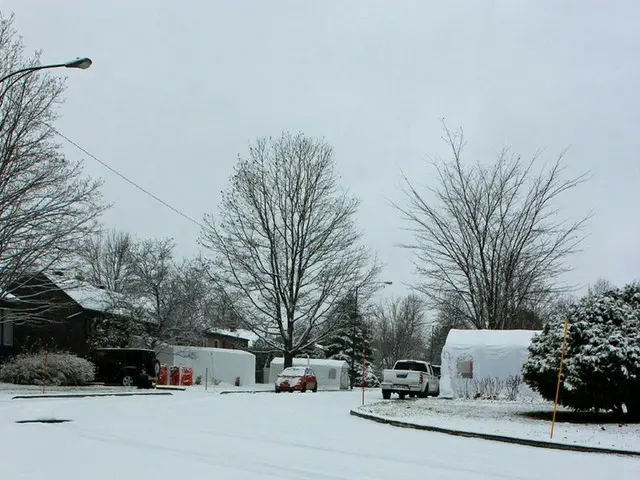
xmin=91 ymin=348 xmax=159 ymax=388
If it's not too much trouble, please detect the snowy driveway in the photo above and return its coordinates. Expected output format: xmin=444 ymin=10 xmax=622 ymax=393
xmin=0 ymin=389 xmax=637 ymax=479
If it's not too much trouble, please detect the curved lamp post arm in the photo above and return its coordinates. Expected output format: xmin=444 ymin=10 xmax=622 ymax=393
xmin=0 ymin=57 xmax=92 ymax=84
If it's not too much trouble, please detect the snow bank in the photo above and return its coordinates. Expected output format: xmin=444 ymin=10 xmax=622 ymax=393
xmin=357 ymin=398 xmax=640 ymax=453
xmin=157 ymin=346 xmax=255 ymax=387
xmin=440 ymin=329 xmax=540 ymax=399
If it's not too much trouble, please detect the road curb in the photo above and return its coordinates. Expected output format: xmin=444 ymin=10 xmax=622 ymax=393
xmin=349 ymin=409 xmax=640 ymax=457
xmin=156 ymin=386 xmax=187 ymax=391
xmin=12 ymin=391 xmax=173 ymax=400
xmin=219 ymin=390 xmax=273 ymax=395
xmin=218 ymin=388 xmax=346 ymax=395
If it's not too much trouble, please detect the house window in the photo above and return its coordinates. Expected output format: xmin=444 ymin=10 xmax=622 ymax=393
xmin=1 ymin=313 xmax=14 ymax=347
xmin=328 ymin=368 xmax=337 ymax=380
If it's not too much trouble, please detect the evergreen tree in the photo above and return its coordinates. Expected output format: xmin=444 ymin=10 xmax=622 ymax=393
xmin=523 ymin=283 xmax=640 ymax=419
xmin=323 ymin=293 xmax=379 ymax=387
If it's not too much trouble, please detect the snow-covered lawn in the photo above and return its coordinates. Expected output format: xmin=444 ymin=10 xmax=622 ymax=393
xmin=356 ymin=396 xmax=640 ymax=453
xmin=0 ymin=388 xmax=637 ymax=479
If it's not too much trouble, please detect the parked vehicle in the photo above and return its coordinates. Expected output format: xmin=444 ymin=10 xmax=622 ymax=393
xmin=91 ymin=348 xmax=159 ymax=388
xmin=275 ymin=366 xmax=318 ymax=393
xmin=380 ymin=360 xmax=440 ymax=399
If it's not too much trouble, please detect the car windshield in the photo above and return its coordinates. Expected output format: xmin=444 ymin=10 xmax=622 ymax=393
xmin=280 ymin=367 xmax=306 ymax=376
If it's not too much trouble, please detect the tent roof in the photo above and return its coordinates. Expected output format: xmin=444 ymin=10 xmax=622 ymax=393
xmin=444 ymin=329 xmax=541 ymax=349
xmin=270 ymin=357 xmax=348 ymax=368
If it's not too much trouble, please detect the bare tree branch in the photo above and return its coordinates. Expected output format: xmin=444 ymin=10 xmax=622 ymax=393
xmin=396 ymin=122 xmax=591 ymax=330
xmin=373 ymin=294 xmax=428 ymax=369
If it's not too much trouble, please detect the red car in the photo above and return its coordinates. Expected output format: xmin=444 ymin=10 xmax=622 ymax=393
xmin=275 ymin=367 xmax=318 ymax=393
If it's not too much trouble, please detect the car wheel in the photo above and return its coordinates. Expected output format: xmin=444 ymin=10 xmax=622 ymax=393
xmin=122 ymin=374 xmax=135 ymax=387
xmin=275 ymin=387 xmax=280 ymax=393
xmin=312 ymin=383 xmax=317 ymax=393
xmin=398 ymin=392 xmax=406 ymax=400
xmin=382 ymin=390 xmax=391 ymax=400
xmin=301 ymin=383 xmax=307 ymax=393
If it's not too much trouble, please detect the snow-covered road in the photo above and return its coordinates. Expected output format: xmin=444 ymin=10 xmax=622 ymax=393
xmin=1 ymin=389 xmax=637 ymax=479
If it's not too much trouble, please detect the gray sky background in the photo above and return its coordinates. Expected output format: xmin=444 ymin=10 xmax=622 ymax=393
xmin=3 ymin=0 xmax=640 ymax=302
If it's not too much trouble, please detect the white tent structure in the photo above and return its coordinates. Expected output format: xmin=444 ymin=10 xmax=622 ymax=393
xmin=157 ymin=345 xmax=256 ymax=387
xmin=268 ymin=358 xmax=349 ymax=390
xmin=439 ymin=329 xmax=541 ymax=399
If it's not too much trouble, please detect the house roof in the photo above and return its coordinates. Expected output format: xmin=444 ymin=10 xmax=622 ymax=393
xmin=47 ymin=273 xmax=125 ymax=314
xmin=207 ymin=328 xmax=259 ymax=345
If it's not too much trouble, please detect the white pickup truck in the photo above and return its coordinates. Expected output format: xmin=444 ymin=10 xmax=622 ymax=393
xmin=380 ymin=360 xmax=440 ymax=400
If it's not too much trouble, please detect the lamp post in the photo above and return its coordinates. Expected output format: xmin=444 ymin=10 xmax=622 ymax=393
xmin=0 ymin=57 xmax=92 ymax=85
xmin=350 ymin=280 xmax=392 ymax=390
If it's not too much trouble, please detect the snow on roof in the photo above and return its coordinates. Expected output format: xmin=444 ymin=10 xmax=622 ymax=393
xmin=444 ymin=329 xmax=541 ymax=349
xmin=208 ymin=328 xmax=259 ymax=345
xmin=271 ymin=357 xmax=349 ymax=368
xmin=45 ymin=271 xmax=131 ymax=315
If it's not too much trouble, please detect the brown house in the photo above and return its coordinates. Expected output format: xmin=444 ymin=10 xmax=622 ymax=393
xmin=0 ymin=270 xmax=125 ymax=362
xmin=203 ymin=328 xmax=255 ymax=350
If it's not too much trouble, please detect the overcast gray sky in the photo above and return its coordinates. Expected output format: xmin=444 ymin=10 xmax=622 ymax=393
xmin=3 ymin=0 xmax=640 ymax=301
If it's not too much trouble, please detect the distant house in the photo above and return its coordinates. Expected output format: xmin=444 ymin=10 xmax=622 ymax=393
xmin=203 ymin=328 xmax=258 ymax=350
xmin=0 ymin=269 xmax=128 ymax=361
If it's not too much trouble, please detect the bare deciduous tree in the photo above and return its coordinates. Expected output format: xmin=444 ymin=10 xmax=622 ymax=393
xmin=374 ymin=293 xmax=428 ymax=369
xmin=76 ymin=229 xmax=134 ymax=293
xmin=0 ymin=13 xmax=105 ymax=323
xmin=588 ymin=277 xmax=615 ymax=297
xmin=397 ymin=124 xmax=590 ymax=330
xmin=200 ymin=132 xmax=379 ymax=367
xmin=122 ymin=238 xmax=203 ymax=347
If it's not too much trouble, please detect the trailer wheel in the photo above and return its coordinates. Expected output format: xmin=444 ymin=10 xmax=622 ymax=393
xmin=382 ymin=390 xmax=391 ymax=400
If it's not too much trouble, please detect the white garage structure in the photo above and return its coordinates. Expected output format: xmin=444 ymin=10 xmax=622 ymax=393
xmin=439 ymin=329 xmax=541 ymax=399
xmin=268 ymin=358 xmax=350 ymax=390
xmin=156 ymin=345 xmax=256 ymax=387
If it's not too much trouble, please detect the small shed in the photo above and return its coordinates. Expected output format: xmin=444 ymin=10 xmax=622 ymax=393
xmin=156 ymin=345 xmax=256 ymax=387
xmin=268 ymin=358 xmax=349 ymax=390
xmin=439 ymin=329 xmax=541 ymax=399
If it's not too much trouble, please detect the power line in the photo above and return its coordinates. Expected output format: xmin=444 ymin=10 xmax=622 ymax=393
xmin=43 ymin=121 xmax=206 ymax=229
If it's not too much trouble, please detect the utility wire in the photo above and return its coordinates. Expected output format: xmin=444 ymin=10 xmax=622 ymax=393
xmin=43 ymin=121 xmax=206 ymax=229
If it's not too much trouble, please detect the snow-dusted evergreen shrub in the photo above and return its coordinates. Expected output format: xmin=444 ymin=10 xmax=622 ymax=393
xmin=523 ymin=284 xmax=640 ymax=419
xmin=0 ymin=351 xmax=96 ymax=386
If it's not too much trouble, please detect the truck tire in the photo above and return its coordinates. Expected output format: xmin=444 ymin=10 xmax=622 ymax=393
xmin=382 ymin=390 xmax=391 ymax=400
xmin=399 ymin=392 xmax=406 ymax=400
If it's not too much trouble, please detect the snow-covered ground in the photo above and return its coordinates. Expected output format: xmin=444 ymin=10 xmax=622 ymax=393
xmin=0 ymin=387 xmax=637 ymax=479
xmin=356 ymin=397 xmax=640 ymax=453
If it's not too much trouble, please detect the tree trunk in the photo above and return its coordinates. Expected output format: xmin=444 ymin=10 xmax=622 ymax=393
xmin=283 ymin=351 xmax=293 ymax=369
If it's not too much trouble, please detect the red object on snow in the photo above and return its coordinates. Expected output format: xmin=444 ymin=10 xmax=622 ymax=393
xmin=169 ymin=366 xmax=180 ymax=386
xmin=157 ymin=365 xmax=168 ymax=385
xmin=180 ymin=367 xmax=193 ymax=386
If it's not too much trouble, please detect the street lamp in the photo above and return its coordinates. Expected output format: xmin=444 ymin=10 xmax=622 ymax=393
xmin=350 ymin=280 xmax=393 ymax=390
xmin=0 ymin=57 xmax=92 ymax=85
